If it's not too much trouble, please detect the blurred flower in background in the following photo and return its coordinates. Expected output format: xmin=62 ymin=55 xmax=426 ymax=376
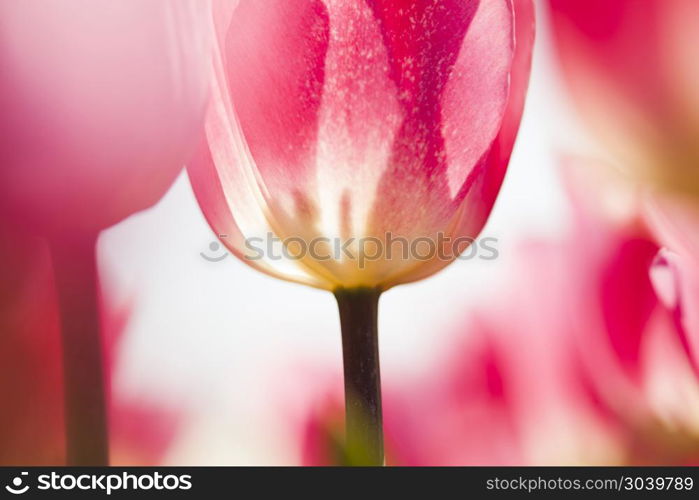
xmin=0 ymin=0 xmax=210 ymax=465
xmin=0 ymin=225 xmax=63 ymax=465
xmin=299 ymin=158 xmax=699 ymax=465
xmin=562 ymin=160 xmax=699 ymax=465
xmin=0 ymin=224 xmax=182 ymax=465
xmin=0 ymin=0 xmax=211 ymax=235
xmin=544 ymin=0 xmax=699 ymax=463
xmin=547 ymin=0 xmax=699 ymax=199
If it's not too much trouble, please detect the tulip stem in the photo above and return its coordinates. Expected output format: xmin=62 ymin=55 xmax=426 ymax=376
xmin=334 ymin=287 xmax=383 ymax=466
xmin=50 ymin=234 xmax=109 ymax=466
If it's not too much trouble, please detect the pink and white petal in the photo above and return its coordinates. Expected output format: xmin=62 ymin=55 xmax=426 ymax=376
xmin=221 ymin=0 xmax=330 ymax=209
xmin=313 ymin=0 xmax=403 ymax=238
xmin=383 ymin=0 xmax=533 ymax=288
xmin=443 ymin=0 xmax=535 ymax=242
xmin=368 ymin=0 xmax=516 ymax=239
xmin=188 ymin=133 xmax=326 ymax=289
xmin=442 ymin=0 xmax=516 ymax=198
xmin=645 ymin=195 xmax=699 ymax=268
xmin=650 ymin=249 xmax=699 ymax=373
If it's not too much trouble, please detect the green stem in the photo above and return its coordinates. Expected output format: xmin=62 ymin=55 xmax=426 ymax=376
xmin=50 ymin=234 xmax=109 ymax=466
xmin=334 ymin=287 xmax=383 ymax=466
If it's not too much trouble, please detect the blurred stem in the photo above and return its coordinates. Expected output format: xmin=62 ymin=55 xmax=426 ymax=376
xmin=50 ymin=234 xmax=109 ymax=466
xmin=334 ymin=287 xmax=383 ymax=466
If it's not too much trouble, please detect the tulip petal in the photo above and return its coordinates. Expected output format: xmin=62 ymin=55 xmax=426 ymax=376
xmin=369 ymin=0 xmax=515 ymax=236
xmin=384 ymin=0 xmax=533 ymax=288
xmin=650 ymin=249 xmax=699 ymax=374
xmin=222 ymin=0 xmax=330 ymax=196
xmin=188 ymin=133 xmax=326 ymax=288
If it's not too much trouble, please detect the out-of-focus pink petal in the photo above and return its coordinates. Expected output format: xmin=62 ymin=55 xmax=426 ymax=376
xmin=645 ymin=195 xmax=699 ymax=371
xmin=0 ymin=227 xmax=64 ymax=465
xmin=549 ymin=0 xmax=668 ymax=126
xmin=547 ymin=0 xmax=699 ymax=195
xmin=0 ymin=225 xmax=181 ymax=465
xmin=559 ymin=159 xmax=699 ymax=463
xmin=110 ymin=404 xmax=180 ymax=466
xmin=597 ymin=237 xmax=659 ymax=378
xmin=0 ymin=0 xmax=211 ymax=234
xmin=650 ymin=249 xmax=699 ymax=373
xmin=645 ymin=196 xmax=699 ymax=267
xmin=423 ymin=328 xmax=523 ymax=465
xmin=300 ymin=396 xmax=345 ymax=466
xmin=554 ymin=157 xmax=659 ymax=383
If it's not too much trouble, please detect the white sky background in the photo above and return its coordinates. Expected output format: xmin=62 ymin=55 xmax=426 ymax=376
xmin=99 ymin=4 xmax=585 ymax=464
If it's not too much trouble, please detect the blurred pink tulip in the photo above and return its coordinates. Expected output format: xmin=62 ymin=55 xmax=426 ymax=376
xmin=0 ymin=226 xmax=180 ymax=465
xmin=0 ymin=0 xmax=211 ymax=235
xmin=547 ymin=0 xmax=699 ymax=197
xmin=298 ymin=159 xmax=699 ymax=465
xmin=0 ymin=226 xmax=64 ymax=465
xmin=0 ymin=0 xmax=210 ymax=464
xmin=545 ymin=161 xmax=699 ymax=464
xmin=189 ymin=0 xmax=534 ymax=290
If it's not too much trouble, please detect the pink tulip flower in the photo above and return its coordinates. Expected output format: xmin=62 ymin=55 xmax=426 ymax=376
xmin=0 ymin=0 xmax=211 ymax=465
xmin=189 ymin=0 xmax=534 ymax=290
xmin=547 ymin=0 xmax=699 ymax=197
xmin=189 ymin=0 xmax=534 ymax=465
